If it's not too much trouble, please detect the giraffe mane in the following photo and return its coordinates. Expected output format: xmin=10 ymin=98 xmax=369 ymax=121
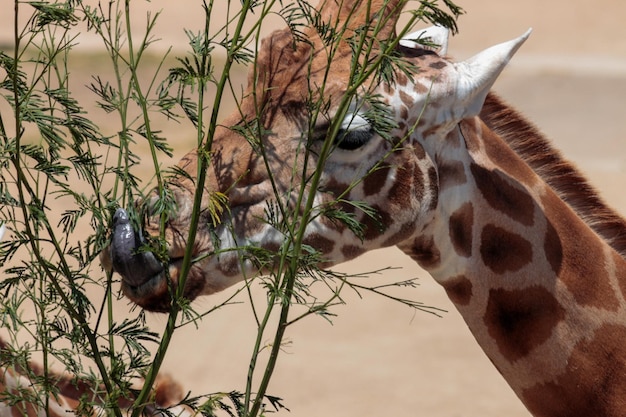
xmin=480 ymin=92 xmax=626 ymax=258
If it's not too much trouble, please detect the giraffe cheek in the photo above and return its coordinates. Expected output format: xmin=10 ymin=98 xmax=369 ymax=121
xmin=303 ymin=233 xmax=336 ymax=257
xmin=362 ymin=204 xmax=393 ymax=241
xmin=362 ymin=163 xmax=392 ymax=197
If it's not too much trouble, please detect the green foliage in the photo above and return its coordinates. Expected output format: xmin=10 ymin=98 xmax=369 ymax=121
xmin=0 ymin=0 xmax=460 ymax=416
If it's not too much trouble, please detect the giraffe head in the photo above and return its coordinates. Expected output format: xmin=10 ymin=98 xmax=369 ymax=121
xmin=106 ymin=0 xmax=529 ymax=312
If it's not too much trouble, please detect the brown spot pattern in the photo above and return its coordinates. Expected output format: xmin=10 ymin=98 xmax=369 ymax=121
xmin=449 ymin=202 xmax=474 ymax=258
xmin=362 ymin=205 xmax=391 ymax=241
xmin=320 ymin=211 xmax=348 ymax=234
xmin=480 ymin=224 xmax=533 ymax=274
xmin=388 ymin=163 xmax=417 ymax=209
xmin=412 ymin=141 xmax=426 ymax=160
xmin=544 ymin=219 xmax=563 ymax=274
xmin=303 ymin=233 xmax=336 ymax=255
xmin=429 ymin=61 xmax=448 ymax=70
xmin=363 ymin=164 xmax=391 ymax=197
xmin=406 ymin=234 xmax=440 ymax=269
xmin=382 ymin=221 xmax=417 ymax=247
xmin=320 ymin=199 xmax=354 ymax=234
xmin=427 ymin=166 xmax=439 ymax=211
xmin=342 ymin=244 xmax=366 ymax=259
xmin=437 ymin=160 xmax=467 ymax=191
xmin=471 ymin=163 xmax=535 ymax=226
xmin=395 ymin=72 xmax=409 ymax=88
xmin=443 ymin=275 xmax=473 ymax=306
xmin=400 ymin=105 xmax=408 ymax=121
xmin=399 ymin=90 xmax=414 ymax=107
xmin=410 ymin=164 xmax=426 ymax=202
xmin=522 ymin=324 xmax=626 ymax=417
xmin=484 ymin=286 xmax=565 ymax=362
xmin=411 ymin=80 xmax=428 ymax=94
xmin=464 ymin=118 xmax=537 ymax=187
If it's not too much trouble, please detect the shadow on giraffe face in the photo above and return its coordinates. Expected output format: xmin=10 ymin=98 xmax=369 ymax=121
xmin=103 ymin=0 xmax=529 ymax=312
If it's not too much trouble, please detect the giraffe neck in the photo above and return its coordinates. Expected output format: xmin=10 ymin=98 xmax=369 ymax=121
xmin=399 ymin=98 xmax=626 ymax=417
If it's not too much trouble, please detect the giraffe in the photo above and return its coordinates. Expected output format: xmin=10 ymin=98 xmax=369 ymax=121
xmin=105 ymin=0 xmax=626 ymax=415
xmin=0 ymin=337 xmax=194 ymax=417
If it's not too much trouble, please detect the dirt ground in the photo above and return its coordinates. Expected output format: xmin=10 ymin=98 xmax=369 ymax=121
xmin=2 ymin=1 xmax=626 ymax=416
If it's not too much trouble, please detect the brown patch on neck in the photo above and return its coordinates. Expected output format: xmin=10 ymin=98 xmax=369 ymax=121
xmin=437 ymin=160 xmax=467 ymax=191
xmin=448 ymin=202 xmax=474 ymax=258
xmin=480 ymin=93 xmax=626 ymax=259
xmin=404 ymin=234 xmax=441 ymax=269
xmin=484 ymin=286 xmax=566 ymax=363
xmin=522 ymin=323 xmax=626 ymax=417
xmin=480 ymin=224 xmax=533 ymax=274
xmin=470 ymin=163 xmax=535 ymax=227
xmin=543 ymin=218 xmax=564 ymax=275
xmin=443 ymin=275 xmax=473 ymax=305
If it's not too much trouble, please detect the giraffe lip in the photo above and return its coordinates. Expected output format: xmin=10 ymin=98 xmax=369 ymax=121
xmin=121 ymin=257 xmax=198 ymax=313
xmin=110 ymin=208 xmax=164 ymax=289
xmin=120 ymin=270 xmax=170 ymax=313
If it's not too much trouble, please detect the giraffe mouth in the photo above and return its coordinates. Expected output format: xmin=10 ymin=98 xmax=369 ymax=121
xmin=109 ymin=208 xmax=211 ymax=312
xmin=109 ymin=208 xmax=171 ymax=310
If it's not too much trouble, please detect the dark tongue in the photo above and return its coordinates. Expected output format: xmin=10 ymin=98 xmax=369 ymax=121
xmin=110 ymin=208 xmax=163 ymax=287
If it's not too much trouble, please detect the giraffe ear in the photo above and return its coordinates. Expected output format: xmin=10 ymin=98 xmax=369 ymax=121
xmin=400 ymin=26 xmax=449 ymax=55
xmin=453 ymin=29 xmax=532 ymax=118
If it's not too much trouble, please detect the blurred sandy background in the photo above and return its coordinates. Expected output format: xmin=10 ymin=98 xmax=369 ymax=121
xmin=1 ymin=1 xmax=626 ymax=416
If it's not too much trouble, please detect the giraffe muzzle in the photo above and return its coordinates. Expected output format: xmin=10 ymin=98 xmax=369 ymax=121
xmin=109 ymin=208 xmax=164 ymax=289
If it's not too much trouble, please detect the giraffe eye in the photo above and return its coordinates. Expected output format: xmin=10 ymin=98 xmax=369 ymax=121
xmin=335 ymin=127 xmax=374 ymax=150
xmin=334 ymin=113 xmax=373 ymax=151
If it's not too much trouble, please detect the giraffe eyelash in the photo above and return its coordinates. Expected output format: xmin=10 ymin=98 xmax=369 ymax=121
xmin=334 ymin=125 xmax=375 ymax=150
xmin=312 ymin=113 xmax=374 ymax=151
xmin=335 ymin=113 xmax=373 ymax=150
